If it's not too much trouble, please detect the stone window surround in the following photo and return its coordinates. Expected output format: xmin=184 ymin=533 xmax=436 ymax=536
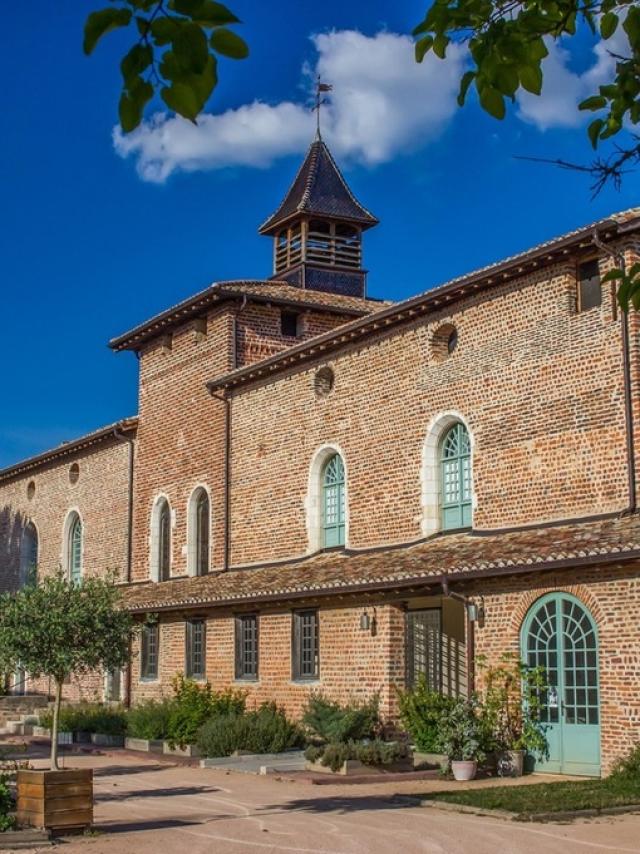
xmin=186 ymin=484 xmax=212 ymax=577
xmin=305 ymin=443 xmax=349 ymax=554
xmin=149 ymin=493 xmax=174 ymax=582
xmin=421 ymin=411 xmax=476 ymax=537
xmin=61 ymin=508 xmax=83 ymax=583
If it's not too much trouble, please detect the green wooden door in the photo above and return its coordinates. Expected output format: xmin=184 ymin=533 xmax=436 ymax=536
xmin=522 ymin=593 xmax=601 ymax=776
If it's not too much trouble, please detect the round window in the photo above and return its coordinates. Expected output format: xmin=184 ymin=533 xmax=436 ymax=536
xmin=69 ymin=463 xmax=80 ymax=485
xmin=26 ymin=480 xmax=36 ymax=500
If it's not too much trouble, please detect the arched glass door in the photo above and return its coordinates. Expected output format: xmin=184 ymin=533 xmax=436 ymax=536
xmin=521 ymin=593 xmax=600 ymax=776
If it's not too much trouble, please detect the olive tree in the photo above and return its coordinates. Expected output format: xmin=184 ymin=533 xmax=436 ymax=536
xmin=0 ymin=573 xmax=135 ymax=769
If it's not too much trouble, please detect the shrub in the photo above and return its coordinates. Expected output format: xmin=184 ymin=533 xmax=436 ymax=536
xmin=304 ymin=739 xmax=408 ymax=772
xmin=39 ymin=703 xmax=126 ymax=735
xmin=396 ymin=677 xmax=456 ymax=752
xmin=302 ymin=694 xmax=379 ymax=744
xmin=0 ymin=774 xmax=14 ymax=832
xmin=197 ymin=702 xmax=303 ymax=757
xmin=166 ymin=675 xmax=246 ymax=748
xmin=611 ymin=743 xmax=640 ymax=779
xmin=436 ymin=697 xmax=486 ymax=762
xmin=126 ymin=700 xmax=173 ymax=741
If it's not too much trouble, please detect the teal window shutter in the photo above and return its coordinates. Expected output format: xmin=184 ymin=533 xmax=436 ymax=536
xmin=69 ymin=514 xmax=83 ymax=584
xmin=440 ymin=423 xmax=472 ymax=530
xmin=195 ymin=490 xmax=210 ymax=576
xmin=322 ymin=454 xmax=345 ymax=548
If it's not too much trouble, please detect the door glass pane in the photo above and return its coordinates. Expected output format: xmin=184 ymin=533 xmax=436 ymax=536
xmin=525 ymin=598 xmax=559 ymax=723
xmin=406 ymin=610 xmax=441 ymax=691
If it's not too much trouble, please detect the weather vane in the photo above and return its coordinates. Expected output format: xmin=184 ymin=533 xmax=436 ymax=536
xmin=314 ymin=76 xmax=333 ymax=139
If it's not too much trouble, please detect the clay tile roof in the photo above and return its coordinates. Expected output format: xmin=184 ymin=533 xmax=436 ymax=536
xmin=0 ymin=417 xmax=138 ymax=483
xmin=109 ymin=280 xmax=390 ymax=352
xmin=122 ymin=513 xmax=640 ymax=613
xmin=208 ymin=206 xmax=640 ymax=395
xmin=259 ymin=139 xmax=379 ymax=235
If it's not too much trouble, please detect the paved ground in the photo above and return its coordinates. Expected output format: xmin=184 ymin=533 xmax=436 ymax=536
xmin=9 ymin=748 xmax=640 ymax=853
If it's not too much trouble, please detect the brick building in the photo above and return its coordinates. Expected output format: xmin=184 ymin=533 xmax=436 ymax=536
xmin=2 ymin=135 xmax=640 ymax=775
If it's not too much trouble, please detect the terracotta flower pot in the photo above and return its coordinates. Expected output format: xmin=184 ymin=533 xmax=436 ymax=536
xmin=451 ymin=759 xmax=477 ymax=781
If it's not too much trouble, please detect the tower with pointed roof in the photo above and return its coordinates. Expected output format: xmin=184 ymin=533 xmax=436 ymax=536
xmin=259 ymin=137 xmax=378 ymax=298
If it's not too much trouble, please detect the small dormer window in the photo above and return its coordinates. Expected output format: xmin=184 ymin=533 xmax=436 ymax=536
xmin=578 ymin=259 xmax=601 ymax=312
xmin=280 ymin=311 xmax=299 ymax=338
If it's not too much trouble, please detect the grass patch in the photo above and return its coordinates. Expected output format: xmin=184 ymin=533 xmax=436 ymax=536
xmin=424 ymin=774 xmax=640 ymax=816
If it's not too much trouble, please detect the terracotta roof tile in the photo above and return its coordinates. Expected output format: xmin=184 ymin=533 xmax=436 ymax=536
xmin=122 ymin=513 xmax=640 ymax=612
xmin=0 ymin=417 xmax=138 ymax=482
xmin=109 ymin=280 xmax=390 ymax=352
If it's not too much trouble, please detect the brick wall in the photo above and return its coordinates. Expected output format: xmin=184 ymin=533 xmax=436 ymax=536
xmin=227 ymin=250 xmax=632 ymax=566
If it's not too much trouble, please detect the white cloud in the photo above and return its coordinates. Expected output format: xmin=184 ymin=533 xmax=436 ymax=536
xmin=517 ymin=27 xmax=629 ymax=130
xmin=114 ymin=30 xmax=465 ymax=182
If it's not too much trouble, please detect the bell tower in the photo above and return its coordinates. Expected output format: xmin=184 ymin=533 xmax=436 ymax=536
xmin=259 ymin=138 xmax=378 ymax=298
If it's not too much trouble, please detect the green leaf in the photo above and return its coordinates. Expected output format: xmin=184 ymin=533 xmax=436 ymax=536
xmin=161 ymin=81 xmax=201 ymax=121
xmin=579 ymin=95 xmax=608 ymax=112
xmin=209 ymin=27 xmax=249 ymax=59
xmin=193 ymin=0 xmax=240 ymax=26
xmin=457 ymin=71 xmax=476 ymax=106
xmin=415 ymin=35 xmax=433 ymax=63
xmin=600 ymin=12 xmax=618 ymax=39
xmin=433 ymin=33 xmax=449 ymax=60
xmin=120 ymin=44 xmax=153 ymax=84
xmin=601 ymin=268 xmax=624 ymax=283
xmin=520 ymin=65 xmax=542 ymax=96
xmin=150 ymin=17 xmax=181 ymax=45
xmin=588 ymin=118 xmax=604 ymax=148
xmin=83 ymin=7 xmax=132 ymax=55
xmin=479 ymin=85 xmax=505 ymax=119
xmin=173 ymin=21 xmax=209 ymax=74
xmin=119 ymin=78 xmax=154 ymax=133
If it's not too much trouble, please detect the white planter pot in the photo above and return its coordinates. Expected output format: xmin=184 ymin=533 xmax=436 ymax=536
xmin=90 ymin=733 xmax=125 ymax=747
xmin=125 ymin=737 xmax=165 ymax=753
xmin=451 ymin=759 xmax=477 ymax=781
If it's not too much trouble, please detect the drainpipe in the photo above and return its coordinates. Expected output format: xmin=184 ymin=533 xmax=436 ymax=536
xmin=113 ymin=427 xmax=135 ymax=582
xmin=592 ymin=230 xmax=636 ymax=514
xmin=441 ymin=576 xmax=476 ymax=696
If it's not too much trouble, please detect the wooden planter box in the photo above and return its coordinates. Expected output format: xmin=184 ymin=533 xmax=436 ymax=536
xmin=125 ymin=737 xmax=164 ymax=753
xmin=17 ymin=768 xmax=93 ymax=832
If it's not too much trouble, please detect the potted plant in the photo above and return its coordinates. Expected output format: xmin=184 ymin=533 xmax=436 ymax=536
xmin=480 ymin=654 xmax=549 ymax=777
xmin=436 ymin=697 xmax=485 ymax=781
xmin=0 ymin=572 xmax=135 ymax=832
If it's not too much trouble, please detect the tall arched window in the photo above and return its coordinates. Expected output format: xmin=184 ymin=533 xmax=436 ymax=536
xmin=19 ymin=523 xmax=38 ymax=587
xmin=157 ymin=499 xmax=171 ymax=581
xmin=187 ymin=487 xmax=210 ymax=576
xmin=66 ymin=512 xmax=83 ymax=584
xmin=322 ymin=454 xmax=345 ymax=548
xmin=440 ymin=423 xmax=472 ymax=530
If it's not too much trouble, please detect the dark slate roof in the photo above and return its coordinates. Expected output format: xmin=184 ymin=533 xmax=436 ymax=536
xmin=259 ymin=139 xmax=379 ymax=234
xmin=0 ymin=417 xmax=138 ymax=483
xmin=109 ymin=280 xmax=390 ymax=352
xmin=122 ymin=513 xmax=640 ymax=612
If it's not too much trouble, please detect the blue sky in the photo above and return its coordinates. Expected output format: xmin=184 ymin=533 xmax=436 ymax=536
xmin=1 ymin=2 xmax=638 ymax=468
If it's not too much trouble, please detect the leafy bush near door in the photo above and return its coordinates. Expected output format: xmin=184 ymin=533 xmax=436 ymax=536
xmin=197 ymin=702 xmax=304 ymax=757
xmin=126 ymin=699 xmax=173 ymax=741
xmin=166 ymin=675 xmax=246 ymax=749
xmin=396 ymin=677 xmax=456 ymax=752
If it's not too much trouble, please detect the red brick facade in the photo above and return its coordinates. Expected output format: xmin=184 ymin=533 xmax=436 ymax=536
xmin=1 ymin=182 xmax=640 ymax=776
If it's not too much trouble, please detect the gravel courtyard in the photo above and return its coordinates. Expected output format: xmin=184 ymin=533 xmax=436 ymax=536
xmin=8 ymin=749 xmax=640 ymax=854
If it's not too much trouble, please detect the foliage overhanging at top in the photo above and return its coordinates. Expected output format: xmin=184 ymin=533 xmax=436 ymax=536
xmin=83 ymin=0 xmax=248 ymax=132
xmin=412 ymin=0 xmax=640 ymax=195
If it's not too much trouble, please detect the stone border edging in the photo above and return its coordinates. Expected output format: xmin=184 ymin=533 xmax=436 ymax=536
xmin=420 ymin=798 xmax=640 ymax=823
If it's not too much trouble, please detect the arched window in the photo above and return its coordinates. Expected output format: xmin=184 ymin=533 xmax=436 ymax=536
xmin=322 ymin=454 xmax=345 ymax=548
xmin=440 ymin=423 xmax=472 ymax=530
xmin=187 ymin=488 xmax=210 ymax=577
xmin=157 ymin=499 xmax=171 ymax=581
xmin=66 ymin=512 xmax=83 ymax=584
xmin=19 ymin=523 xmax=38 ymax=587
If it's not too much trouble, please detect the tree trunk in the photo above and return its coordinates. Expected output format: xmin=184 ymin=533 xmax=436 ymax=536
xmin=50 ymin=678 xmax=63 ymax=770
